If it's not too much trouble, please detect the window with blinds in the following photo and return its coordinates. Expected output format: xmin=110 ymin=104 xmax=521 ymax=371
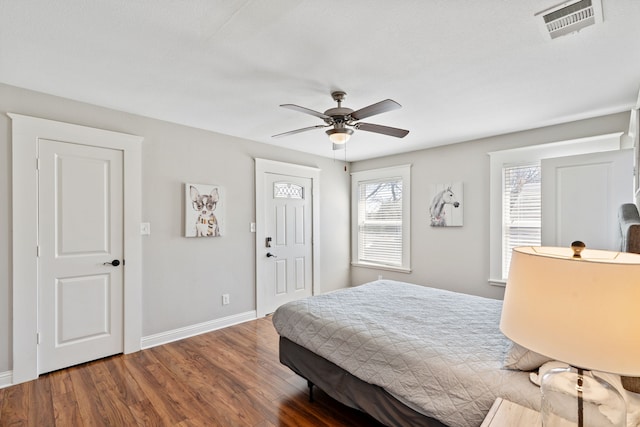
xmin=357 ymin=178 xmax=403 ymax=267
xmin=502 ymin=163 xmax=541 ymax=279
xmin=351 ymin=165 xmax=411 ymax=271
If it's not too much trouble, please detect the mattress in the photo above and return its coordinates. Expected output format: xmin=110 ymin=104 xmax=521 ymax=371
xmin=272 ymin=280 xmax=541 ymax=427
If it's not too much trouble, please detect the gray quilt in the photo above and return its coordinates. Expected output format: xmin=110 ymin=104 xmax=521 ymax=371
xmin=272 ymin=280 xmax=541 ymax=427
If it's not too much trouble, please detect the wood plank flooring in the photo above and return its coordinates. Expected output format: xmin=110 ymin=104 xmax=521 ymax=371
xmin=0 ymin=316 xmax=383 ymax=426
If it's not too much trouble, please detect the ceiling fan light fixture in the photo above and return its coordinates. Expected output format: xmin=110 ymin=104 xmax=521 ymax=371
xmin=326 ymin=128 xmax=353 ymax=144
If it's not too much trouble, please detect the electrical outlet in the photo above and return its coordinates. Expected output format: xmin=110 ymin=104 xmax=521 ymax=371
xmin=222 ymin=294 xmax=230 ymax=305
xmin=378 ymin=275 xmax=383 ymax=280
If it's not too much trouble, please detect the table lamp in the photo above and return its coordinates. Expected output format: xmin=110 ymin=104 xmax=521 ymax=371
xmin=500 ymin=243 xmax=640 ymax=427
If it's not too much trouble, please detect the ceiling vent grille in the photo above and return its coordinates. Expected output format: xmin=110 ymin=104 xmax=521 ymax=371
xmin=536 ymin=0 xmax=603 ymax=39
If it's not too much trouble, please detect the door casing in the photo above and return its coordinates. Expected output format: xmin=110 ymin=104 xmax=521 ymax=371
xmin=10 ymin=113 xmax=143 ymax=385
xmin=255 ymin=158 xmax=320 ymax=317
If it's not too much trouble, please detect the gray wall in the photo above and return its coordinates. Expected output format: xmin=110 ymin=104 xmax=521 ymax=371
xmin=350 ymin=111 xmax=630 ymax=298
xmin=0 ymin=82 xmax=629 ymax=375
xmin=0 ymin=83 xmax=351 ymax=372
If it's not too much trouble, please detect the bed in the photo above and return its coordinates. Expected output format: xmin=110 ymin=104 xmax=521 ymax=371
xmin=272 ymin=280 xmax=542 ymax=427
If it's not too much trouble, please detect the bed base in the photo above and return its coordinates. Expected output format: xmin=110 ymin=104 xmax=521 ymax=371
xmin=279 ymin=337 xmax=447 ymax=427
xmin=306 ymin=379 xmax=315 ymax=402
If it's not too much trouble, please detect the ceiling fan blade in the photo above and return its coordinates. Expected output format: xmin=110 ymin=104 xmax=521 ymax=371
xmin=280 ymin=104 xmax=331 ymax=120
xmin=272 ymin=124 xmax=327 ymax=138
xmin=350 ymin=99 xmax=401 ymax=121
xmin=356 ymin=122 xmax=410 ymax=138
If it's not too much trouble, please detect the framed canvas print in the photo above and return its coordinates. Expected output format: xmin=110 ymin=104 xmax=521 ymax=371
xmin=429 ymin=182 xmax=463 ymax=227
xmin=185 ymin=182 xmax=224 ymax=237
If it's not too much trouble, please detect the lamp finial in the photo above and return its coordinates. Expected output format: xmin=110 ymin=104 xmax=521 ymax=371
xmin=571 ymin=240 xmax=586 ymax=258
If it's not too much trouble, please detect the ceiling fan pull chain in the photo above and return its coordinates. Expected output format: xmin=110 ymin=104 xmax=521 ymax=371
xmin=344 ymin=143 xmax=347 ymax=172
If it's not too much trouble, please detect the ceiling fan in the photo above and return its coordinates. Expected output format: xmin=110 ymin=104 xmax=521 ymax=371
xmin=272 ymin=91 xmax=409 ymax=149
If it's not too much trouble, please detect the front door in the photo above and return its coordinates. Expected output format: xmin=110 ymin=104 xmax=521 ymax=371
xmin=261 ymin=173 xmax=313 ymax=315
xmin=37 ymin=139 xmax=124 ymax=374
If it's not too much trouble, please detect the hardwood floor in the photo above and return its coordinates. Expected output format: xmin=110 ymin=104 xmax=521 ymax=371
xmin=0 ymin=316 xmax=383 ymax=426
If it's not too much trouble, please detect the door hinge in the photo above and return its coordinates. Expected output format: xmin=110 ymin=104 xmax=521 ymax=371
xmin=37 ymin=245 xmax=40 ymax=257
xmin=36 ymin=158 xmax=40 ymax=170
xmin=37 ymin=332 xmax=40 ymax=345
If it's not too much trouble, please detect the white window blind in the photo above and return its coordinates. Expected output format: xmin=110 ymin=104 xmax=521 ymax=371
xmin=357 ymin=178 xmax=403 ymax=267
xmin=351 ymin=165 xmax=410 ymax=271
xmin=502 ymin=163 xmax=541 ymax=278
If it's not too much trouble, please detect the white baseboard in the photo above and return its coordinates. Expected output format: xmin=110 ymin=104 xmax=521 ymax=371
xmin=0 ymin=370 xmax=13 ymax=389
xmin=140 ymin=310 xmax=257 ymax=350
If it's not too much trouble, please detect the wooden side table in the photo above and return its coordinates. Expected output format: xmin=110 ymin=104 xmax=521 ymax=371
xmin=480 ymin=398 xmax=542 ymax=426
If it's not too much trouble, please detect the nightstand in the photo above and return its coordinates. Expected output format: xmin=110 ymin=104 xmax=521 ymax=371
xmin=480 ymin=398 xmax=542 ymax=426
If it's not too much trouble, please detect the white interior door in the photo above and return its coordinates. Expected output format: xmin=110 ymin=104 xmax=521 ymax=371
xmin=542 ymin=149 xmax=633 ymax=251
xmin=37 ymin=139 xmax=124 ymax=374
xmin=261 ymin=173 xmax=313 ymax=315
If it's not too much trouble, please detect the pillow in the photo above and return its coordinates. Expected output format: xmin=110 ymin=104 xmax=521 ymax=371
xmin=503 ymin=341 xmax=552 ymax=371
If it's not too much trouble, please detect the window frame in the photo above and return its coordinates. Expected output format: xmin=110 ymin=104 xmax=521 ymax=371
xmin=488 ymin=132 xmax=624 ymax=286
xmin=351 ymin=164 xmax=411 ymax=272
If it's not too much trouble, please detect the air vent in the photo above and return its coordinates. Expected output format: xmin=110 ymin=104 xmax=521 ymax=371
xmin=536 ymin=0 xmax=603 ymax=39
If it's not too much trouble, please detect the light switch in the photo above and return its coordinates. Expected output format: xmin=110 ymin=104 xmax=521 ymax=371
xmin=140 ymin=222 xmax=151 ymax=235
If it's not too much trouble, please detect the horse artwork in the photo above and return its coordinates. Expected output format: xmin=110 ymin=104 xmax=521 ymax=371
xmin=429 ymin=183 xmax=463 ymax=227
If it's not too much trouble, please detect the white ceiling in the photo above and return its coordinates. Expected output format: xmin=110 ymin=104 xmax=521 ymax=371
xmin=1 ymin=1 xmax=639 ymax=161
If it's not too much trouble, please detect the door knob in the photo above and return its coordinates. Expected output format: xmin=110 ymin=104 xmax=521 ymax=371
xmin=266 ymin=252 xmax=277 ymax=258
xmin=104 ymin=259 xmax=121 ymax=266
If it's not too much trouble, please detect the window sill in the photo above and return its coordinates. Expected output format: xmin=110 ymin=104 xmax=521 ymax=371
xmin=351 ymin=262 xmax=412 ymax=274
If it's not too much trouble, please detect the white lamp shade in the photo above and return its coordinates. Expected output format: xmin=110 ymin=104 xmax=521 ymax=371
xmin=500 ymin=246 xmax=640 ymax=376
